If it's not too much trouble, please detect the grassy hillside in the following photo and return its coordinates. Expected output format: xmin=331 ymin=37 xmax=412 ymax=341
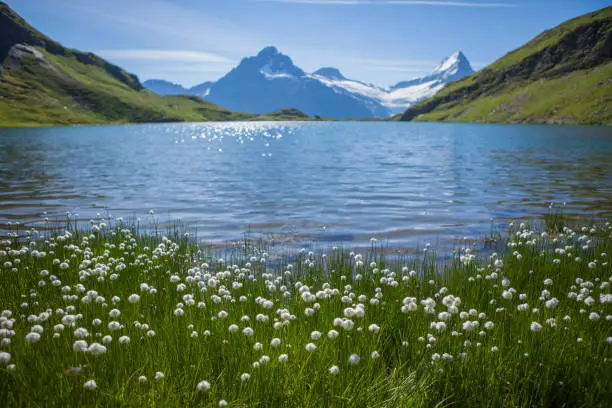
xmin=401 ymin=6 xmax=612 ymax=125
xmin=0 ymin=2 xmax=309 ymax=127
xmin=250 ymin=108 xmax=313 ymax=121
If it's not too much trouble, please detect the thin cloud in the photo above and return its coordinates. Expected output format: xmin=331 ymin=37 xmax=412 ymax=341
xmin=96 ymin=50 xmax=234 ymax=64
xmin=255 ymin=0 xmax=516 ymax=7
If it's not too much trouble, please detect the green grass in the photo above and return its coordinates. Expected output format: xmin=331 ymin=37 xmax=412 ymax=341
xmin=413 ymin=62 xmax=612 ymax=124
xmin=249 ymin=108 xmax=313 ymax=121
xmin=487 ymin=7 xmax=612 ymax=73
xmin=401 ymin=6 xmax=612 ymax=125
xmin=0 ymin=214 xmax=610 ymax=407
xmin=0 ymin=48 xmax=258 ymax=127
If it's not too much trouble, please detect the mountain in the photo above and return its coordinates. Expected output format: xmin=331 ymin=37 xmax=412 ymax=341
xmin=204 ymin=46 xmax=380 ymax=119
xmin=400 ymin=6 xmax=612 ymax=125
xmin=143 ymin=79 xmax=214 ymax=98
xmin=166 ymin=47 xmax=473 ymax=119
xmin=142 ymin=79 xmax=190 ymax=95
xmin=0 ymin=2 xmax=258 ymax=126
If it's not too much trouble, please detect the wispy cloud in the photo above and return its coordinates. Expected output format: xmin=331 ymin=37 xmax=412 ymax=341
xmin=255 ymin=0 xmax=516 ymax=7
xmin=96 ymin=50 xmax=233 ymax=64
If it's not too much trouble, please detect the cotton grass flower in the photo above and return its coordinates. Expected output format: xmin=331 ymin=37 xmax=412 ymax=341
xmin=278 ymin=354 xmax=289 ymax=363
xmin=154 ymin=371 xmax=164 ymax=380
xmin=270 ymin=338 xmax=281 ymax=348
xmin=73 ymin=340 xmax=88 ymax=352
xmin=197 ymin=380 xmax=211 ymax=392
xmin=25 ymin=332 xmax=41 ymax=343
xmin=87 ymin=343 xmax=107 ymax=356
xmin=305 ymin=343 xmax=317 ymax=352
xmin=83 ymin=380 xmax=97 ymax=391
xmin=128 ymin=294 xmax=140 ymax=304
xmin=138 ymin=376 xmax=147 ymax=384
xmin=329 ymin=365 xmax=340 ymax=375
xmin=240 ymin=373 xmax=250 ymax=382
xmin=348 ymin=354 xmax=360 ymax=365
xmin=530 ymin=322 xmax=543 ymax=332
xmin=0 ymin=352 xmax=10 ymax=364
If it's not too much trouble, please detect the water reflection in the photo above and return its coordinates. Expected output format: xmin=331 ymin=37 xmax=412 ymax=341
xmin=0 ymin=122 xmax=610 ymax=247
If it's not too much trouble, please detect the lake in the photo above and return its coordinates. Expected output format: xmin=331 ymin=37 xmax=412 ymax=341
xmin=1 ymin=122 xmax=611 ymax=249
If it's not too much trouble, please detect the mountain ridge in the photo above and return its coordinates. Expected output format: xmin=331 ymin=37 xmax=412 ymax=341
xmin=145 ymin=47 xmax=474 ymax=118
xmin=400 ymin=6 xmax=612 ymax=125
xmin=0 ymin=2 xmax=315 ymax=126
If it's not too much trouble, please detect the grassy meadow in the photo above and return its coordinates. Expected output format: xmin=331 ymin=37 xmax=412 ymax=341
xmin=0 ymin=214 xmax=610 ymax=407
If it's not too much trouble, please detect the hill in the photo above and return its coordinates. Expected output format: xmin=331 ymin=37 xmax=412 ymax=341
xmin=400 ymin=6 xmax=612 ymax=125
xmin=0 ymin=2 xmax=254 ymax=127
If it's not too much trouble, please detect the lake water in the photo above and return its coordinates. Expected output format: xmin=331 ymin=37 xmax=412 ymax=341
xmin=1 ymin=122 xmax=611 ymax=249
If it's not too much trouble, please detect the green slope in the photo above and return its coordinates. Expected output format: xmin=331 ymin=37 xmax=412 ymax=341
xmin=401 ymin=6 xmax=612 ymax=125
xmin=0 ymin=2 xmax=310 ymax=127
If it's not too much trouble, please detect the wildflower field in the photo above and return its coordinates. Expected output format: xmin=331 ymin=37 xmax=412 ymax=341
xmin=0 ymin=217 xmax=610 ymax=407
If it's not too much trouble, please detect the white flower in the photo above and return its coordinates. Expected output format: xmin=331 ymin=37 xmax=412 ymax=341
xmin=228 ymin=324 xmax=239 ymax=333
xmin=253 ymin=342 xmax=263 ymax=351
xmin=329 ymin=365 xmax=340 ymax=375
xmin=278 ymin=354 xmax=289 ymax=363
xmin=368 ymin=324 xmax=380 ymax=334
xmin=242 ymin=327 xmax=254 ymax=336
xmin=305 ymin=343 xmax=317 ymax=352
xmin=219 ymin=400 xmax=228 ymax=407
xmin=108 ymin=321 xmax=121 ymax=331
xmin=0 ymin=352 xmax=10 ymax=364
xmin=348 ymin=354 xmax=360 ymax=365
xmin=270 ymin=338 xmax=281 ymax=348
xmin=87 ymin=343 xmax=107 ymax=356
xmin=240 ymin=373 xmax=250 ymax=382
xmin=310 ymin=331 xmax=322 ymax=340
xmin=31 ymin=325 xmax=44 ymax=334
xmin=128 ymin=294 xmax=140 ymax=304
xmin=197 ymin=380 xmax=211 ymax=392
xmin=25 ymin=332 xmax=41 ymax=343
xmin=371 ymin=351 xmax=380 ymax=360
xmin=431 ymin=353 xmax=441 ymax=361
xmin=73 ymin=340 xmax=88 ymax=352
xmin=327 ymin=330 xmax=339 ymax=339
xmin=83 ymin=380 xmax=97 ymax=391
xmin=154 ymin=372 xmax=165 ymax=380
xmin=484 ymin=321 xmax=495 ymax=330
xmin=545 ymin=298 xmax=559 ymax=309
xmin=138 ymin=376 xmax=147 ymax=383
xmin=530 ymin=322 xmax=543 ymax=332
xmin=109 ymin=309 xmax=121 ymax=318
xmin=74 ymin=328 xmax=89 ymax=338
xmin=119 ymin=336 xmax=130 ymax=344
xmin=589 ymin=312 xmax=600 ymax=321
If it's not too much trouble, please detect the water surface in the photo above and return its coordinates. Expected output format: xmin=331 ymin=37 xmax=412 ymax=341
xmin=1 ymin=122 xmax=611 ymax=248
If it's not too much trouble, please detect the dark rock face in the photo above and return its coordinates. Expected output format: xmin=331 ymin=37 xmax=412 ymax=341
xmin=401 ymin=12 xmax=612 ymax=121
xmin=0 ymin=1 xmax=143 ymax=91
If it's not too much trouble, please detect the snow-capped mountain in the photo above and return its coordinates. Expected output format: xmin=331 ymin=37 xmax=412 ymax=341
xmin=144 ymin=48 xmax=474 ymax=118
xmin=204 ymin=46 xmax=380 ymax=119
xmin=143 ymin=79 xmax=214 ymax=98
xmin=311 ymin=51 xmax=474 ymax=115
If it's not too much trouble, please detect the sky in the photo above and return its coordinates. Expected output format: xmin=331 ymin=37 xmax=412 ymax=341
xmin=7 ymin=0 xmax=609 ymax=87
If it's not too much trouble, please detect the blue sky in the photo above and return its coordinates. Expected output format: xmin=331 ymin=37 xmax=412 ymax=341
xmin=8 ymin=0 xmax=609 ymax=87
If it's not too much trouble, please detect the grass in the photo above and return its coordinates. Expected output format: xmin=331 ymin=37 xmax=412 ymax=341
xmin=401 ymin=6 xmax=612 ymax=125
xmin=412 ymin=62 xmax=612 ymax=124
xmin=0 ymin=214 xmax=610 ymax=407
xmin=0 ymin=48 xmax=314 ymax=127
